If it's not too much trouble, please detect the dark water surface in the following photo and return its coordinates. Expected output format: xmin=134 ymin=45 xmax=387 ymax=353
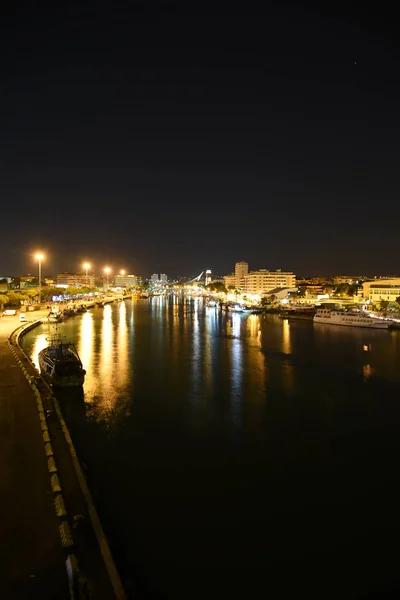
xmin=22 ymin=297 xmax=400 ymax=599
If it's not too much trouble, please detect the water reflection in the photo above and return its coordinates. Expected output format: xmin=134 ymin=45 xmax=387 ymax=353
xmin=116 ymin=301 xmax=129 ymax=389
xmin=79 ymin=312 xmax=94 ymax=394
xmin=97 ymin=304 xmax=115 ymax=413
xmin=229 ymin=314 xmax=243 ymax=429
xmin=282 ymin=319 xmax=291 ymax=355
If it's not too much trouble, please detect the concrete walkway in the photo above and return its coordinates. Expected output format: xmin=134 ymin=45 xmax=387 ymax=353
xmin=0 ymin=312 xmax=69 ymax=598
xmin=0 ymin=307 xmax=125 ymax=599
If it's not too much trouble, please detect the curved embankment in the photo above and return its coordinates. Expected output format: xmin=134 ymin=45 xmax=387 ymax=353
xmin=13 ymin=318 xmax=126 ymax=600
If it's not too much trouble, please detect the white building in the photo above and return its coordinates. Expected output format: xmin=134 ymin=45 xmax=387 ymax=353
xmin=56 ymin=272 xmax=95 ymax=287
xmin=160 ymin=274 xmax=168 ymax=284
xmin=244 ymin=269 xmax=296 ymax=295
xmin=205 ymin=270 xmax=212 ymax=286
xmin=150 ymin=274 xmax=159 ymax=283
xmin=363 ymin=278 xmax=400 ymax=300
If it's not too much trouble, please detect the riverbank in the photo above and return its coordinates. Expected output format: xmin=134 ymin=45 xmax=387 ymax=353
xmin=0 ymin=308 xmax=126 ymax=599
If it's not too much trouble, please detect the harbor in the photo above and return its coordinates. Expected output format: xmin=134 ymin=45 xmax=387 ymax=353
xmin=19 ymin=296 xmax=400 ymax=599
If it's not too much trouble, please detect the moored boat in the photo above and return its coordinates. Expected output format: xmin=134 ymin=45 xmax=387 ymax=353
xmin=313 ymin=308 xmax=392 ymax=329
xmin=48 ymin=311 xmax=63 ymax=323
xmin=38 ymin=336 xmax=86 ymax=387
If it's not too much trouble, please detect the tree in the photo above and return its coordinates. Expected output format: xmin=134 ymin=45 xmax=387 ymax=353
xmin=380 ymin=299 xmax=389 ymax=313
xmin=5 ymin=291 xmax=25 ymax=307
xmin=0 ymin=294 xmax=8 ymax=310
xmin=205 ymin=282 xmax=227 ymax=294
xmin=395 ymin=296 xmax=400 ymax=311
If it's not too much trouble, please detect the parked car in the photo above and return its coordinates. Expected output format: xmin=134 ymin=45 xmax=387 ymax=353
xmin=3 ymin=309 xmax=17 ymax=316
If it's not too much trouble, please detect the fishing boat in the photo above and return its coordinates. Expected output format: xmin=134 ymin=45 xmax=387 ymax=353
xmin=38 ymin=335 xmax=86 ymax=387
xmin=47 ymin=311 xmax=63 ymax=323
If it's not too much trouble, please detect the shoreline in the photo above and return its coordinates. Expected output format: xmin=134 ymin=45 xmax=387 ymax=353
xmin=2 ymin=303 xmax=126 ymax=599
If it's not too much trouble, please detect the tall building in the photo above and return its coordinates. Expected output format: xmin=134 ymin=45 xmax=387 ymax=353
xmin=56 ymin=272 xmax=95 ymax=287
xmin=160 ymin=273 xmax=168 ymax=284
xmin=205 ymin=270 xmax=212 ymax=285
xmin=235 ymin=261 xmax=248 ymax=288
xmin=243 ymin=269 xmax=296 ymax=295
xmin=150 ymin=274 xmax=159 ymax=283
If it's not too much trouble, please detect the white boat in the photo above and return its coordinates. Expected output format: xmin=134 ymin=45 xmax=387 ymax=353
xmin=313 ymin=308 xmax=392 ymax=329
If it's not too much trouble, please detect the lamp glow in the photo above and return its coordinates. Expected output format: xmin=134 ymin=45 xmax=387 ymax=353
xmin=83 ymin=262 xmax=91 ymax=284
xmin=34 ymin=252 xmax=45 ymax=304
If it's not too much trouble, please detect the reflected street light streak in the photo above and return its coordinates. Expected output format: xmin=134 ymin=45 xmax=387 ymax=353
xmin=79 ymin=312 xmax=94 ymax=395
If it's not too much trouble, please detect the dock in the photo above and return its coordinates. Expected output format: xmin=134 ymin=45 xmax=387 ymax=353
xmin=0 ymin=306 xmax=126 ymax=599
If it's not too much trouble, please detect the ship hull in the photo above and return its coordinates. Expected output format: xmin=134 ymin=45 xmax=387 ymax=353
xmin=38 ymin=347 xmax=86 ymax=388
xmin=314 ymin=316 xmax=391 ymax=329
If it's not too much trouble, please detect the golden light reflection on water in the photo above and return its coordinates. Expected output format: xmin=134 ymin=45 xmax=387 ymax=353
xmin=247 ymin=314 xmax=262 ymax=348
xmin=79 ymin=312 xmax=94 ymax=394
xmin=116 ymin=301 xmax=129 ymax=389
xmin=282 ymin=319 xmax=291 ymax=354
xmin=97 ymin=304 xmax=115 ymax=411
xmin=31 ymin=333 xmax=49 ymax=370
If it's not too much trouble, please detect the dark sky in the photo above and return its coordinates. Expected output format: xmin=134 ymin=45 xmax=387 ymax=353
xmin=1 ymin=1 xmax=399 ymax=277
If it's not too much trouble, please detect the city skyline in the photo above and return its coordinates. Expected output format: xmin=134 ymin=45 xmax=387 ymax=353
xmin=1 ymin=3 xmax=400 ymax=276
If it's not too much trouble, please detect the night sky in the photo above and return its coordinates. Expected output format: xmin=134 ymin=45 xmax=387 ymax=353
xmin=1 ymin=2 xmax=399 ymax=278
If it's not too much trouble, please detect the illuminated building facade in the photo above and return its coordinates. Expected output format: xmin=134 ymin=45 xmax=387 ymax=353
xmin=244 ymin=269 xmax=296 ymax=295
xmin=114 ymin=273 xmax=141 ymax=287
xmin=56 ymin=272 xmax=95 ymax=287
xmin=235 ymin=261 xmax=248 ymax=288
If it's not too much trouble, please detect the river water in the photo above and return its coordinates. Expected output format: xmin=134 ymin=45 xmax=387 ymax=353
xmin=22 ymin=296 xmax=400 ymax=599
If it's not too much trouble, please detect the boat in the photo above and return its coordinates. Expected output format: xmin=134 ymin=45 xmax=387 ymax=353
xmin=206 ymin=299 xmax=217 ymax=308
xmin=313 ymin=308 xmax=392 ymax=329
xmin=38 ymin=335 xmax=86 ymax=387
xmin=48 ymin=311 xmax=63 ymax=323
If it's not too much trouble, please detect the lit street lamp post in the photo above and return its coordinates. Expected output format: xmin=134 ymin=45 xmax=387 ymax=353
xmin=35 ymin=253 xmax=44 ymax=305
xmin=83 ymin=262 xmax=91 ymax=286
xmin=104 ymin=267 xmax=111 ymax=290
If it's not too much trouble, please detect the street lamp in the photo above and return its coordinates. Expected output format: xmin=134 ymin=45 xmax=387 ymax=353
xmin=104 ymin=267 xmax=111 ymax=289
xmin=120 ymin=269 xmax=125 ymax=276
xmin=35 ymin=253 xmax=44 ymax=305
xmin=83 ymin=262 xmax=91 ymax=285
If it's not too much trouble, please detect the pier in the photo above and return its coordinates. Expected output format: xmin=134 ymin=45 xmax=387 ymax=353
xmin=0 ymin=305 xmax=126 ymax=599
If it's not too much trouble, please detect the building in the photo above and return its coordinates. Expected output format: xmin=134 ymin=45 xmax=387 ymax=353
xmin=160 ymin=274 xmax=168 ymax=284
xmin=333 ymin=275 xmax=364 ymax=285
xmin=266 ymin=287 xmax=298 ymax=301
xmin=114 ymin=273 xmax=141 ymax=288
xmin=235 ymin=261 xmax=248 ymax=288
xmin=150 ymin=274 xmax=159 ymax=283
xmin=223 ymin=273 xmax=236 ymax=289
xmin=362 ymin=278 xmax=400 ymax=300
xmin=20 ymin=275 xmax=37 ymax=289
xmin=243 ymin=269 xmax=296 ymax=295
xmin=56 ymin=272 xmax=95 ymax=287
xmin=205 ymin=270 xmax=212 ymax=286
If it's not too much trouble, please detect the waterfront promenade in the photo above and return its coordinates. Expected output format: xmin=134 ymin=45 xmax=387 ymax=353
xmin=0 ymin=310 xmax=69 ymax=598
xmin=0 ymin=308 xmax=124 ymax=599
